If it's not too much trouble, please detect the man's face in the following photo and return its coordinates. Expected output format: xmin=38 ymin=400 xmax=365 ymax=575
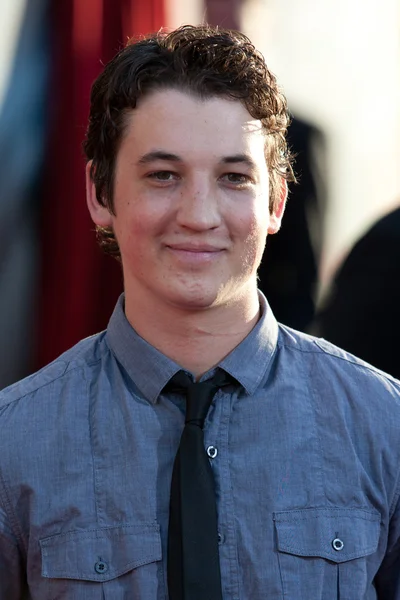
xmin=88 ymin=88 xmax=285 ymax=312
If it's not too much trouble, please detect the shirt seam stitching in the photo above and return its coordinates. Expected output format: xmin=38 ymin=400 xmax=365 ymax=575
xmin=303 ymin=360 xmax=326 ymax=505
xmin=87 ymin=366 xmax=101 ymax=526
xmin=0 ymin=468 xmax=27 ymax=555
xmin=277 ymin=338 xmax=400 ymax=387
xmin=389 ymin=467 xmax=400 ymax=518
xmin=223 ymin=392 xmax=241 ymax=600
xmin=0 ymin=359 xmax=102 ymax=407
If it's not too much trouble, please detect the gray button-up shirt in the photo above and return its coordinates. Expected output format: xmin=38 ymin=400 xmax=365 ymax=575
xmin=1 ymin=293 xmax=400 ymax=599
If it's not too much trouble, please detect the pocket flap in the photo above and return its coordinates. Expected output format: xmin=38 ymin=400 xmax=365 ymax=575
xmin=40 ymin=523 xmax=162 ymax=581
xmin=274 ymin=508 xmax=380 ymax=563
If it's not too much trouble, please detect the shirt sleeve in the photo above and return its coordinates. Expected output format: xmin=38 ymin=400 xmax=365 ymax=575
xmin=0 ymin=502 xmax=26 ymax=598
xmin=374 ymin=487 xmax=400 ymax=598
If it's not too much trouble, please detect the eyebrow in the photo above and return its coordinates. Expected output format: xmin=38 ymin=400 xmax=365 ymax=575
xmin=136 ymin=151 xmax=257 ymax=170
xmin=220 ymin=154 xmax=257 ymax=170
xmin=137 ymin=151 xmax=183 ymax=165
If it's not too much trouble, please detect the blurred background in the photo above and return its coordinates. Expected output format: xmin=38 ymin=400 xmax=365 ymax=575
xmin=0 ymin=0 xmax=399 ymax=388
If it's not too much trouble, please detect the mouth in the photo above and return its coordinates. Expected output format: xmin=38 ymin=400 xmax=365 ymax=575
xmin=166 ymin=244 xmax=224 ymax=253
xmin=165 ymin=244 xmax=225 ymax=263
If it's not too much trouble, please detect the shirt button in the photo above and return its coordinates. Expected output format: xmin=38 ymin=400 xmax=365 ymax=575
xmin=207 ymin=446 xmax=218 ymax=459
xmin=218 ymin=532 xmax=225 ymax=544
xmin=94 ymin=560 xmax=109 ymax=574
xmin=332 ymin=538 xmax=344 ymax=551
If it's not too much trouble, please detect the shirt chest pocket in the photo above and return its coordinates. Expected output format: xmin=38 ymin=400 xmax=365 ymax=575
xmin=38 ymin=524 xmax=163 ymax=600
xmin=274 ymin=508 xmax=380 ymax=600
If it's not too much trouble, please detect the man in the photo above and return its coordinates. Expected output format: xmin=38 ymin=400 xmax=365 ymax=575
xmin=0 ymin=25 xmax=399 ymax=599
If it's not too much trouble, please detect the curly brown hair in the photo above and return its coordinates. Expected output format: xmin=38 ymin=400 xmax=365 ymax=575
xmin=83 ymin=24 xmax=295 ymax=258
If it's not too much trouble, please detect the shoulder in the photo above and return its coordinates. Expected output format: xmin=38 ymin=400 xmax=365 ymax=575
xmin=277 ymin=324 xmax=400 ymax=401
xmin=0 ymin=331 xmax=108 ymax=410
xmin=0 ymin=332 xmax=115 ymax=494
xmin=275 ymin=325 xmax=400 ymax=473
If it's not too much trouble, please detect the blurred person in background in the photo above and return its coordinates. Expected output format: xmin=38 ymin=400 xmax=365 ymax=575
xmin=1 ymin=25 xmax=400 ymax=599
xmin=314 ymin=204 xmax=400 ymax=379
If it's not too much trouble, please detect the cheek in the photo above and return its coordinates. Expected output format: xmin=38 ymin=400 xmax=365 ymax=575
xmin=112 ymin=204 xmax=151 ymax=242
xmin=235 ymin=200 xmax=269 ymax=243
xmin=231 ymin=216 xmax=267 ymax=273
xmin=112 ymin=217 xmax=144 ymax=265
xmin=243 ymin=207 xmax=270 ymax=263
xmin=112 ymin=206 xmax=168 ymax=267
xmin=246 ymin=223 xmax=267 ymax=259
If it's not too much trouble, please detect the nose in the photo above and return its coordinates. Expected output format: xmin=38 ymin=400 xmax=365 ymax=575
xmin=175 ymin=177 xmax=222 ymax=231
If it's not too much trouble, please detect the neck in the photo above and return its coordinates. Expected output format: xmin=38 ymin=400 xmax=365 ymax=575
xmin=124 ymin=288 xmax=260 ymax=379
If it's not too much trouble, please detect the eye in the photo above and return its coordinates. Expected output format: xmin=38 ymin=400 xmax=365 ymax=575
xmin=221 ymin=173 xmax=253 ymax=186
xmin=147 ymin=171 xmax=178 ymax=183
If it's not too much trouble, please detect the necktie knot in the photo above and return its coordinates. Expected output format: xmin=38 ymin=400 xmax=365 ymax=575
xmin=168 ymin=370 xmax=233 ymax=427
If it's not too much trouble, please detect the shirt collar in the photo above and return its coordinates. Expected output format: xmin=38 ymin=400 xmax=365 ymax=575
xmin=106 ymin=292 xmax=279 ymax=403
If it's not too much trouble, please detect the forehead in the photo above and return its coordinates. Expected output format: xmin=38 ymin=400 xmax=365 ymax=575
xmin=118 ymin=88 xmax=266 ymax=161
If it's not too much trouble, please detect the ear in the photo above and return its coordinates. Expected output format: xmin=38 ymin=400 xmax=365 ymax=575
xmin=86 ymin=161 xmax=113 ymax=228
xmin=267 ymin=178 xmax=287 ymax=235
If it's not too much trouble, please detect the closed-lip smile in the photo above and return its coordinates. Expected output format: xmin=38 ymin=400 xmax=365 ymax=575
xmin=165 ymin=243 xmax=225 ymax=265
xmin=166 ymin=243 xmax=224 ymax=252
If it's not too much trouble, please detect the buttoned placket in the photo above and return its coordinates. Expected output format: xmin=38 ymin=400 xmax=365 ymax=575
xmin=203 ymin=385 xmax=241 ymax=600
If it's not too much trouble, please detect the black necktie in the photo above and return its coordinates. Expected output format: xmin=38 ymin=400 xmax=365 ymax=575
xmin=167 ymin=370 xmax=231 ymax=600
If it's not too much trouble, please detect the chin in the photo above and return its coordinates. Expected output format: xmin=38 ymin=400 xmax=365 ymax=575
xmin=169 ymin=295 xmax=219 ymax=312
xmin=166 ymin=285 xmax=223 ymax=311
